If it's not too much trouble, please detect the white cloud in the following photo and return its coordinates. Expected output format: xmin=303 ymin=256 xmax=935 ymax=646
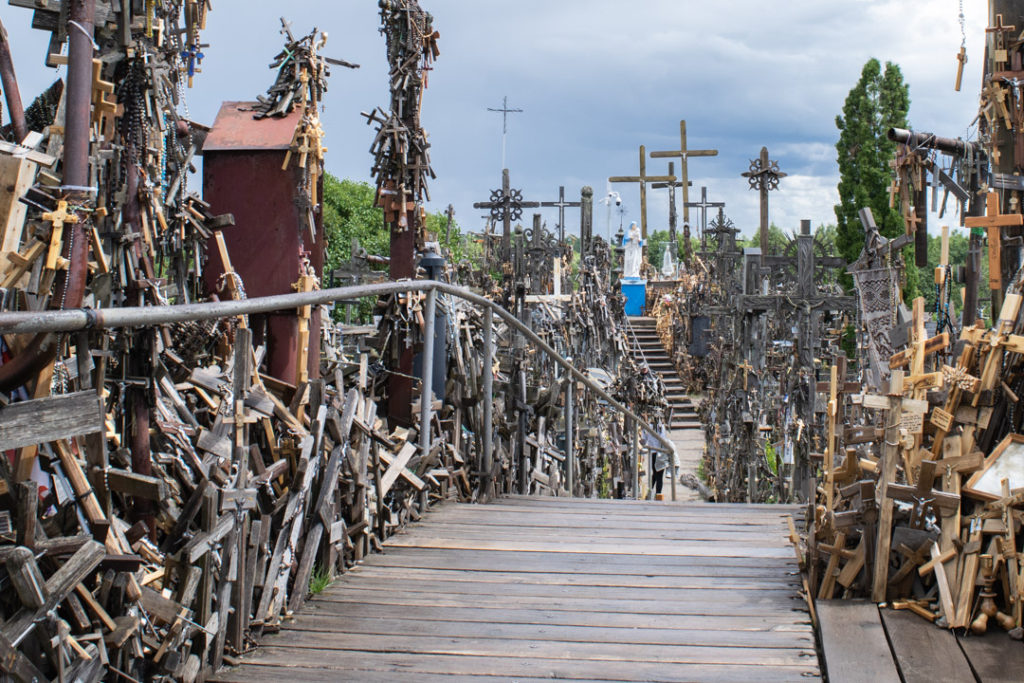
xmin=1 ymin=0 xmax=990 ymax=254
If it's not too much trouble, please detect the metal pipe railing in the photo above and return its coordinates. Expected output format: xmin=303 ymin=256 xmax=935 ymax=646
xmin=0 ymin=279 xmax=675 ymax=455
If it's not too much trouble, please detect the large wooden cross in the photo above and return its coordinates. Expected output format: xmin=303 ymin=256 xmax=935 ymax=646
xmin=608 ymin=145 xmax=675 ymax=239
xmin=741 ymin=147 xmax=786 ymax=264
xmin=473 ymin=168 xmax=539 ymax=258
xmin=964 ymin=190 xmax=1023 ymax=291
xmin=650 ymin=120 xmax=718 ymax=224
xmin=540 ymin=186 xmax=580 ymax=244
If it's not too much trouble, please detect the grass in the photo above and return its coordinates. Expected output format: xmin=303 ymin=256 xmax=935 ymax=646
xmin=309 ymin=565 xmax=332 ymax=595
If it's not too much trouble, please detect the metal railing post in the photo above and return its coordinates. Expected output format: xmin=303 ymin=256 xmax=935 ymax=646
xmin=419 ymin=288 xmax=437 ymax=460
xmin=565 ymin=368 xmax=574 ymax=497
xmin=481 ymin=307 xmax=494 ymax=498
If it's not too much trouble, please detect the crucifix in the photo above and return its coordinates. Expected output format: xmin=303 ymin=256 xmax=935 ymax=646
xmin=685 ymin=185 xmax=725 ymax=242
xmin=650 ymin=119 xmax=718 ymax=224
xmin=741 ymin=146 xmax=786 ymax=265
xmin=964 ymin=190 xmax=1023 ymax=292
xmin=540 ymin=185 xmax=581 ymax=244
xmin=608 ymin=145 xmax=675 ymax=239
xmin=473 ymin=168 xmax=539 ymax=260
xmin=487 ymin=95 xmax=523 ymax=170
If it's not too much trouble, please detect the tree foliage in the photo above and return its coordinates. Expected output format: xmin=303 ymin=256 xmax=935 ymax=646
xmin=834 ymin=58 xmax=910 ymax=285
xmin=321 ymin=174 xmax=468 ymax=321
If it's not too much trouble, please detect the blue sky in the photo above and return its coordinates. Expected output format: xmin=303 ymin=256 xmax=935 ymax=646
xmin=3 ymin=1 xmax=988 ymax=242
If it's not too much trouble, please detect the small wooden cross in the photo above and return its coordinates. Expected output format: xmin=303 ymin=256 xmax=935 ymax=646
xmin=964 ymin=191 xmax=1023 ymax=291
xmin=42 ymin=200 xmax=79 ymax=271
xmin=987 ymin=14 xmax=1017 ymax=66
xmin=955 ymin=46 xmax=967 ymax=91
xmin=736 ymin=360 xmax=753 ymax=391
xmin=886 ymin=460 xmax=961 ymax=528
xmin=90 ymin=59 xmax=117 ymax=138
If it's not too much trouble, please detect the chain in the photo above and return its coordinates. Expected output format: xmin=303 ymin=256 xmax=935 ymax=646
xmin=959 ymin=0 xmax=968 ymax=50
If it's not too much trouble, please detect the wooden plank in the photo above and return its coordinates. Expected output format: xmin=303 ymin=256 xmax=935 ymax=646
xmin=956 ymin=629 xmax=1024 ymax=682
xmin=816 ymin=600 xmax=900 ymax=682
xmin=219 ymin=649 xmax=816 ymax=683
xmin=294 ymin=600 xmax=811 ymax=631
xmin=246 ymin=630 xmax=812 ymax=666
xmin=879 ymin=609 xmax=974 ymax=683
xmin=278 ymin=614 xmax=814 ymax=649
xmin=382 ymin=535 xmax=794 ymax=558
xmin=0 ymin=391 xmax=103 ymax=450
xmin=347 ymin=565 xmax=798 ymax=589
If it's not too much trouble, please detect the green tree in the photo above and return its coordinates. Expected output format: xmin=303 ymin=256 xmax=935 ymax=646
xmin=322 ymin=174 xmax=469 ymax=321
xmin=834 ymin=58 xmax=911 ymax=291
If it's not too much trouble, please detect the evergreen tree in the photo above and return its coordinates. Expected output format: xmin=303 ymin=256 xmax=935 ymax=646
xmin=834 ymin=58 xmax=910 ymax=277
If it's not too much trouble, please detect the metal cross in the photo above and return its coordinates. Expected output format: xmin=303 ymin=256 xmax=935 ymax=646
xmin=650 ymin=120 xmax=718 ymax=224
xmin=741 ymin=146 xmax=786 ymax=265
xmin=651 ymin=161 xmax=692 ymax=247
xmin=540 ymin=186 xmax=581 ymax=244
xmin=608 ymin=145 xmax=675 ymax=239
xmin=473 ymin=168 xmax=539 ymax=258
xmin=488 ymin=95 xmax=523 ymax=169
xmin=685 ymin=186 xmax=725 ymax=238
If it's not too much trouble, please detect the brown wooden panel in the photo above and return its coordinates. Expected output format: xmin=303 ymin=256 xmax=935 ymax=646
xmin=817 ymin=600 xmax=899 ymax=682
xmin=0 ymin=391 xmax=102 ymax=450
xmin=880 ymin=610 xmax=974 ymax=683
xmin=956 ymin=629 xmax=1024 ymax=682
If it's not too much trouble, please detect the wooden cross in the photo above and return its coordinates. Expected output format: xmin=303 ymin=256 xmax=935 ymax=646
xmin=90 ymin=59 xmax=116 ymax=137
xmin=741 ymin=146 xmax=786 ymax=264
xmin=608 ymin=145 xmax=675 ymax=239
xmin=885 ymin=460 xmax=961 ymax=528
xmin=540 ymin=186 xmax=580 ymax=244
xmin=955 ymin=46 xmax=967 ymax=91
xmin=292 ymin=271 xmax=317 ymax=385
xmin=964 ymin=191 xmax=1023 ymax=291
xmin=986 ymin=14 xmax=1016 ymax=67
xmin=649 ymin=120 xmax=718 ymax=224
xmin=473 ymin=169 xmax=539 ymax=258
xmin=42 ymin=200 xmax=79 ymax=271
xmin=736 ymin=359 xmax=753 ymax=391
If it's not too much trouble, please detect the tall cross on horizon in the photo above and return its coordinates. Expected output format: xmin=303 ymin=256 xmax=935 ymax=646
xmin=488 ymin=95 xmax=523 ymax=170
xmin=650 ymin=120 xmax=718 ymax=224
xmin=609 ymin=145 xmax=676 ymax=239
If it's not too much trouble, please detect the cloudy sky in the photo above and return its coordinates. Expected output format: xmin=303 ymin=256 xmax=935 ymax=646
xmin=3 ymin=1 xmax=989 ymax=241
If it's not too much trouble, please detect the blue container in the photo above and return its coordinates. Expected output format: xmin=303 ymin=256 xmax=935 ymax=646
xmin=621 ymin=278 xmax=647 ymax=316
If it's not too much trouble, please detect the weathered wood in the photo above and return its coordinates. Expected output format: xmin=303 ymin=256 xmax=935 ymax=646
xmin=879 ymin=609 xmax=974 ymax=683
xmin=0 ymin=391 xmax=103 ymax=451
xmin=816 ymin=601 xmax=899 ymax=682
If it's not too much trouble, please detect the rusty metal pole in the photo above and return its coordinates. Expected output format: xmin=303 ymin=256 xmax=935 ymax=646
xmin=0 ymin=0 xmax=94 ymax=393
xmin=0 ymin=18 xmax=28 ymax=143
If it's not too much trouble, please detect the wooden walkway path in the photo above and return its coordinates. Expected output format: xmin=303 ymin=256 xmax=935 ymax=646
xmin=216 ymin=496 xmax=819 ymax=682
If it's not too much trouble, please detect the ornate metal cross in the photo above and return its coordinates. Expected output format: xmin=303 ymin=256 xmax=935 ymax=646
xmin=540 ymin=186 xmax=581 ymax=244
xmin=650 ymin=120 xmax=718 ymax=224
xmin=473 ymin=168 xmax=539 ymax=258
xmin=741 ymin=146 xmax=786 ymax=265
xmin=609 ymin=145 xmax=675 ymax=239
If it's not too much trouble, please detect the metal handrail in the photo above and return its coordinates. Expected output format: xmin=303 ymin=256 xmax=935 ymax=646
xmin=0 ymin=279 xmax=674 ymax=453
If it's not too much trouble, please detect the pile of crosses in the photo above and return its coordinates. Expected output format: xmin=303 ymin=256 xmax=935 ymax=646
xmin=794 ymin=8 xmax=1024 ymax=638
xmin=0 ymin=3 xmax=672 ymax=680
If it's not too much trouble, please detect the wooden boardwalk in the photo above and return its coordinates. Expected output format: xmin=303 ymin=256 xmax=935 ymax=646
xmin=217 ymin=496 xmax=819 ymax=682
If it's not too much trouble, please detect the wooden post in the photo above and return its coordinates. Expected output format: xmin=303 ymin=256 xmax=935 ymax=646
xmin=872 ymin=369 xmax=904 ymax=602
